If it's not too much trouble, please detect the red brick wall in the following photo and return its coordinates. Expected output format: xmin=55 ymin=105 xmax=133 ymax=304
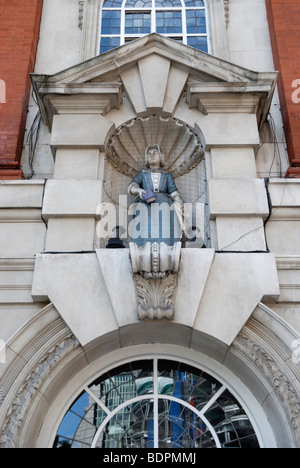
xmin=266 ymin=0 xmax=300 ymax=178
xmin=0 ymin=0 xmax=43 ymax=179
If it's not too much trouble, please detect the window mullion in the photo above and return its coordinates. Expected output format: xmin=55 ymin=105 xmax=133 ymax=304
xmin=151 ymin=0 xmax=156 ymax=33
xmin=182 ymin=3 xmax=187 ymax=45
xmin=121 ymin=5 xmax=125 ymax=44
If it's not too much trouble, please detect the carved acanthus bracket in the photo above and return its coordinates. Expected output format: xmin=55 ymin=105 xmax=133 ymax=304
xmin=135 ymin=274 xmax=177 ymax=321
xmin=130 ymin=242 xmax=181 ymax=320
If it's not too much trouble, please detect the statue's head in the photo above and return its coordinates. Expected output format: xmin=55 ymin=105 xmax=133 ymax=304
xmin=145 ymin=144 xmax=166 ymax=168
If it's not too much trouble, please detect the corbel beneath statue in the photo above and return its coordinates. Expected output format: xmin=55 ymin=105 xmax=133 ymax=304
xmin=129 ymin=241 xmax=181 ymax=320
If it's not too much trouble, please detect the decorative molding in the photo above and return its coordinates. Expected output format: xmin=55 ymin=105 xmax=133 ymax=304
xmin=276 ymin=256 xmax=300 ymax=270
xmin=233 ymin=325 xmax=300 ymax=447
xmin=0 ymin=258 xmax=35 ymax=271
xmin=223 ymin=0 xmax=229 ymax=28
xmin=78 ymin=1 xmax=85 ymax=30
xmin=0 ymin=332 xmax=79 ymax=448
xmin=130 ymin=242 xmax=181 ymax=279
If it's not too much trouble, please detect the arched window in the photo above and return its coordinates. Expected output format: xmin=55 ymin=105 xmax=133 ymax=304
xmin=53 ymin=358 xmax=260 ymax=448
xmin=99 ymin=0 xmax=209 ymax=54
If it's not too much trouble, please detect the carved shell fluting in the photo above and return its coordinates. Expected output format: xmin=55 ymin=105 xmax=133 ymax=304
xmin=106 ymin=115 xmax=205 ymax=179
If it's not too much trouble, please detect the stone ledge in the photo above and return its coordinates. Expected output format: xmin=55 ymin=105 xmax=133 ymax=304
xmin=0 ymin=180 xmax=45 ymax=209
xmin=31 ymin=249 xmax=280 ymax=349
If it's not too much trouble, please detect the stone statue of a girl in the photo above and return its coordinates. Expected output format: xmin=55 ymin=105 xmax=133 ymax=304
xmin=128 ymin=144 xmax=185 ymax=247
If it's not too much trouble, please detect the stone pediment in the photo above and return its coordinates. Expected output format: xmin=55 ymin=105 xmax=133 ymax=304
xmin=31 ymin=33 xmax=277 ymax=130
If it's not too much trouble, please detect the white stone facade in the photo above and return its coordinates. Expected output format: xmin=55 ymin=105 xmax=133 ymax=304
xmin=0 ymin=0 xmax=299 ymax=448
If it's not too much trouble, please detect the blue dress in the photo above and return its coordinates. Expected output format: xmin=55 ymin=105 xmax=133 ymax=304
xmin=128 ymin=169 xmax=182 ymax=246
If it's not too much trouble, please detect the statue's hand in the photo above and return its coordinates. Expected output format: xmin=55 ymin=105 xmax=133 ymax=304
xmin=138 ymin=189 xmax=146 ymax=198
xmin=129 ymin=183 xmax=146 ymax=198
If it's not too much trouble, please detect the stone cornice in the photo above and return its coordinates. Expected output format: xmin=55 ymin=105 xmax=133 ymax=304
xmin=187 ymin=79 xmax=277 ymax=129
xmin=31 ymin=80 xmax=123 ymax=129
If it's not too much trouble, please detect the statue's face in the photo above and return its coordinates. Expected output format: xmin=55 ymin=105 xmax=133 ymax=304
xmin=147 ymin=149 xmax=161 ymax=166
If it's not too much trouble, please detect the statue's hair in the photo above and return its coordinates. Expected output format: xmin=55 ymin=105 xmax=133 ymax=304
xmin=145 ymin=144 xmax=166 ymax=168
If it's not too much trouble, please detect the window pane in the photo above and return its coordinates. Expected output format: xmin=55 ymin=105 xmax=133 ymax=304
xmin=100 ymin=36 xmax=120 ymax=54
xmin=126 ymin=0 xmax=153 ymax=7
xmin=168 ymin=36 xmax=183 ymax=43
xmin=204 ymin=389 xmax=260 ymax=449
xmin=103 ymin=0 xmax=123 ymax=7
xmin=155 ymin=0 xmax=182 ymax=7
xmin=125 ymin=12 xmax=151 ymax=34
xmin=187 ymin=35 xmax=208 ymax=52
xmin=101 ymin=10 xmax=121 ymax=35
xmin=156 ymin=11 xmax=182 ymax=34
xmin=186 ymin=9 xmax=206 ymax=34
xmin=184 ymin=0 xmax=204 ymax=6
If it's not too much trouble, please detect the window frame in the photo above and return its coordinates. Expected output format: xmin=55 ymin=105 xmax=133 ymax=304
xmin=99 ymin=0 xmax=210 ymax=55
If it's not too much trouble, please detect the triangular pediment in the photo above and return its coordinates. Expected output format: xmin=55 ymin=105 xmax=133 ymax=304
xmin=31 ymin=33 xmax=277 ymax=129
xmin=33 ymin=33 xmax=276 ymax=86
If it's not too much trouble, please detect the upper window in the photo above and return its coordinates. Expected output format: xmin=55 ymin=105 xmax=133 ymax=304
xmin=99 ymin=0 xmax=209 ymax=54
